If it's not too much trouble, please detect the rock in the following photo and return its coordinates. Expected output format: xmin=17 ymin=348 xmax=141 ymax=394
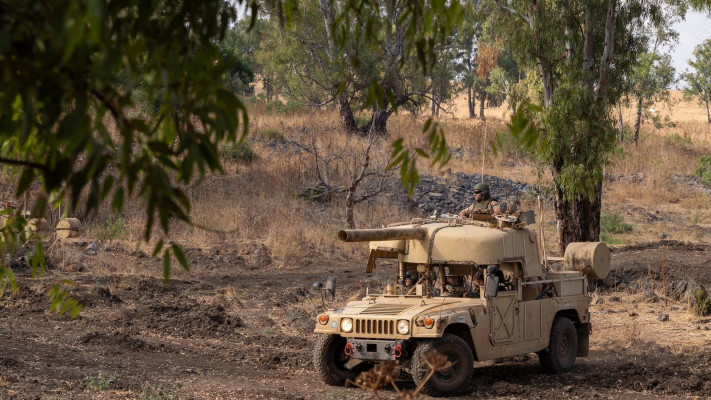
xmin=658 ymin=314 xmax=669 ymax=322
xmin=629 ymin=312 xmax=638 ymax=317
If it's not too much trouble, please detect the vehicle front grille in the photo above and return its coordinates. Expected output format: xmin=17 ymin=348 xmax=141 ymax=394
xmin=355 ymin=319 xmax=395 ymax=335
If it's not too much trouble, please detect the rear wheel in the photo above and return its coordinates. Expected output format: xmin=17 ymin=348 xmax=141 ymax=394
xmin=411 ymin=334 xmax=473 ymax=397
xmin=538 ymin=316 xmax=578 ymax=373
xmin=313 ymin=334 xmax=358 ymax=386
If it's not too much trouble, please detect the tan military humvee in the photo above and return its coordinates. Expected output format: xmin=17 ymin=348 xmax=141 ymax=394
xmin=313 ymin=213 xmax=610 ymax=396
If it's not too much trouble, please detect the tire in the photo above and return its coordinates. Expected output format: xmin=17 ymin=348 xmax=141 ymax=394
xmin=538 ymin=316 xmax=578 ymax=373
xmin=411 ymin=333 xmax=474 ymax=397
xmin=313 ymin=334 xmax=358 ymax=386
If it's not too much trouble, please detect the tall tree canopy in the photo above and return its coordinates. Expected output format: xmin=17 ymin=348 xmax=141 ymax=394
xmin=683 ymin=38 xmax=711 ymax=123
xmin=491 ymin=0 xmax=677 ymax=250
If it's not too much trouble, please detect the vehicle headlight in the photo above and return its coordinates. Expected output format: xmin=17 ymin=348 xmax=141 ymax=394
xmin=397 ymin=319 xmax=410 ymax=335
xmin=340 ymin=318 xmax=353 ymax=333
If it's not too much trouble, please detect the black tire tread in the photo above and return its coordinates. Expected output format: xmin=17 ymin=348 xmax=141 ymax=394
xmin=313 ymin=334 xmax=358 ymax=386
xmin=538 ymin=316 xmax=578 ymax=373
xmin=411 ymin=333 xmax=474 ymax=397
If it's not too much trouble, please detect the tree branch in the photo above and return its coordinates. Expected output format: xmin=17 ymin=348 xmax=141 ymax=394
xmin=493 ymin=0 xmax=533 ymax=26
xmin=0 ymin=157 xmax=47 ymax=171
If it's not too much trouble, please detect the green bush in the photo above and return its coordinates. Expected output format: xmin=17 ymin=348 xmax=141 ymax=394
xmin=695 ymin=156 xmax=711 ymax=187
xmin=219 ymin=141 xmax=256 ymax=163
xmin=601 ymin=213 xmax=633 ymax=234
xmin=259 ymin=129 xmax=284 ymax=142
xmin=667 ymin=134 xmax=693 ymax=150
xmin=83 ymin=372 xmax=115 ymax=392
xmin=354 ymin=115 xmax=370 ymax=129
xmin=600 ymin=232 xmax=623 ymax=245
xmin=693 ymin=287 xmax=711 ymax=316
xmin=103 ymin=215 xmax=125 ymax=240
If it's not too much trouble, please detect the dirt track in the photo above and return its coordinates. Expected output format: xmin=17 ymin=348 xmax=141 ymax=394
xmin=1 ymin=240 xmax=710 ymax=399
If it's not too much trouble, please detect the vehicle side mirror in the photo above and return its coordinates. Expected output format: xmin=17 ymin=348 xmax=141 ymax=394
xmin=485 ymin=275 xmax=499 ymax=298
xmin=324 ymin=276 xmax=336 ymax=301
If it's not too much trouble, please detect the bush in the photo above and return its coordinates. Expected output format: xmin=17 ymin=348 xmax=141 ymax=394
xmin=692 ymin=287 xmax=711 ymax=316
xmin=265 ymin=99 xmax=303 ymax=115
xmin=666 ymin=134 xmax=693 ymax=150
xmin=219 ymin=141 xmax=256 ymax=163
xmin=600 ymin=232 xmax=623 ymax=245
xmin=259 ymin=129 xmax=284 ymax=142
xmin=601 ymin=213 xmax=633 ymax=234
xmin=695 ymin=156 xmax=711 ymax=187
xmin=83 ymin=372 xmax=115 ymax=392
xmin=101 ymin=215 xmax=125 ymax=240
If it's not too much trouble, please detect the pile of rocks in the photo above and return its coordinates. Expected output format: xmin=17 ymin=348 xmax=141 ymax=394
xmin=408 ymin=172 xmax=534 ymax=216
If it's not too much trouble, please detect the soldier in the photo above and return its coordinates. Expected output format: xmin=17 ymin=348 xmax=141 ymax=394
xmin=458 ymin=182 xmax=500 ymax=217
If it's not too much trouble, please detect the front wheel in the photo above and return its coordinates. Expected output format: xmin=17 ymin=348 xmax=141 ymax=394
xmin=313 ymin=334 xmax=358 ymax=386
xmin=538 ymin=316 xmax=578 ymax=373
xmin=411 ymin=334 xmax=474 ymax=397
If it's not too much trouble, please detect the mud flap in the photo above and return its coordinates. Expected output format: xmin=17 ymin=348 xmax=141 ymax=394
xmin=576 ymin=323 xmax=590 ymax=357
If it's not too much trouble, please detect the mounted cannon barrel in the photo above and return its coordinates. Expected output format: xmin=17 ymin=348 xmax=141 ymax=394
xmin=337 ymin=226 xmax=426 ymax=242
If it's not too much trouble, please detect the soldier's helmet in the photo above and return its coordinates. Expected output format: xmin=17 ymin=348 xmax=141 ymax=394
xmin=473 ymin=182 xmax=490 ymax=198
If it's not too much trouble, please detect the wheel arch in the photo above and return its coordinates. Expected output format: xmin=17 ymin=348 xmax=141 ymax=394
xmin=555 ymin=309 xmax=580 ymax=323
xmin=443 ymin=323 xmax=477 ymax=360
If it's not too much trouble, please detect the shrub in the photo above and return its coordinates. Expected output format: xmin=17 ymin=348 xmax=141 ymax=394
xmin=102 ymin=215 xmax=125 ymax=240
xmin=600 ymin=232 xmax=623 ymax=245
xmin=601 ymin=213 xmax=633 ymax=234
xmin=666 ymin=134 xmax=693 ymax=150
xmin=692 ymin=287 xmax=711 ymax=316
xmin=695 ymin=156 xmax=711 ymax=187
xmin=219 ymin=141 xmax=256 ymax=163
xmin=259 ymin=129 xmax=284 ymax=142
xmin=83 ymin=372 xmax=115 ymax=392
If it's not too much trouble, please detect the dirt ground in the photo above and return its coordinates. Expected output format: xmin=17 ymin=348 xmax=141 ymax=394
xmin=1 ymin=238 xmax=710 ymax=400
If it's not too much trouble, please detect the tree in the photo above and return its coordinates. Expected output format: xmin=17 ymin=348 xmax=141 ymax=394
xmin=630 ymin=52 xmax=676 ymax=142
xmin=0 ymin=0 xmax=462 ymax=306
xmin=259 ymin=0 xmax=437 ymax=134
xmin=683 ymin=38 xmax=711 ymax=124
xmin=492 ymin=0 xmax=672 ymax=251
xmin=0 ymin=0 xmax=246 ymax=305
xmin=624 ymin=13 xmax=679 ymax=143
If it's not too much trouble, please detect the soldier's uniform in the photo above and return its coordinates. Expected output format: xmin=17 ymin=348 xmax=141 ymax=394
xmin=459 ymin=198 xmax=499 ymax=217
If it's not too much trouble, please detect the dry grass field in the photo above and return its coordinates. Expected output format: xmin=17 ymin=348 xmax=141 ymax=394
xmin=1 ymin=89 xmax=710 ymax=399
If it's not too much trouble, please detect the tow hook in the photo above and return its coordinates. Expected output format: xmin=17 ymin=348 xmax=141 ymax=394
xmin=393 ymin=344 xmax=402 ymax=359
xmin=344 ymin=342 xmax=353 ymax=356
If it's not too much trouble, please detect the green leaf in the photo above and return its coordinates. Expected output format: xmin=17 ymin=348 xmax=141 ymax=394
xmin=15 ymin=168 xmax=35 ymax=197
xmin=152 ymin=240 xmax=165 ymax=258
xmin=171 ymin=243 xmax=189 ymax=271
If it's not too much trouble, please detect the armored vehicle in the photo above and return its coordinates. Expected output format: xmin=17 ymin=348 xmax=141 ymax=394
xmin=313 ymin=213 xmax=610 ymax=396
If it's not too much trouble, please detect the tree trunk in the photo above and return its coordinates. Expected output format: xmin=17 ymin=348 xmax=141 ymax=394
xmin=479 ymin=90 xmax=486 ymax=119
xmin=345 ymin=189 xmax=356 ymax=229
xmin=633 ymin=95 xmax=643 ymax=144
xmin=372 ymin=109 xmax=389 ymax=134
xmin=363 ymin=109 xmax=389 ymax=135
xmin=705 ymin=93 xmax=710 ymax=124
xmin=617 ymin=102 xmax=624 ymax=142
xmin=553 ymin=177 xmax=602 ymax=254
xmin=431 ymin=95 xmax=436 ymax=116
xmin=468 ymin=86 xmax=476 ymax=118
xmin=338 ymin=96 xmax=358 ymax=134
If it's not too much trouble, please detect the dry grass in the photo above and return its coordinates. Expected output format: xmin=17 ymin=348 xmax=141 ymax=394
xmin=3 ymin=90 xmax=710 ymax=263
